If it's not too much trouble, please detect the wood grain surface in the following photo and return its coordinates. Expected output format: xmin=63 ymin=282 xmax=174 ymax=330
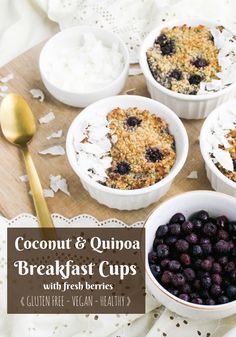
xmin=0 ymin=42 xmax=213 ymax=224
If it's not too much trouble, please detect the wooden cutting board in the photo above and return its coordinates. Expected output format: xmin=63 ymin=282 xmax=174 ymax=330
xmin=0 ymin=41 xmax=212 ymax=224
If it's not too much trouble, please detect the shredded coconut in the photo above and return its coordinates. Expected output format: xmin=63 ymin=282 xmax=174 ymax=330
xmin=46 ymin=130 xmax=63 ymax=140
xmin=45 ymin=32 xmax=124 ymax=93
xmin=0 ymin=73 xmax=14 ymax=83
xmin=38 ymin=111 xmax=55 ymax=124
xmin=19 ymin=175 xmax=28 ymax=183
xmin=30 ymin=88 xmax=45 ymax=102
xmin=49 ymin=175 xmax=70 ymax=196
xmin=39 ymin=146 xmax=65 ymax=156
xmin=187 ymin=171 xmax=198 ymax=179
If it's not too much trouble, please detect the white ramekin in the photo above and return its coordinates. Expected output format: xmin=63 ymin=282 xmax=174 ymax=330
xmin=200 ymin=99 xmax=236 ymax=196
xmin=39 ymin=26 xmax=129 ymax=108
xmin=145 ymin=190 xmax=236 ymax=320
xmin=140 ymin=19 xmax=236 ymax=120
xmin=66 ymin=95 xmax=188 ymax=210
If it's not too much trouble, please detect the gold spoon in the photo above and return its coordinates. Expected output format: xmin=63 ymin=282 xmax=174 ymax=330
xmin=0 ymin=93 xmax=54 ymax=228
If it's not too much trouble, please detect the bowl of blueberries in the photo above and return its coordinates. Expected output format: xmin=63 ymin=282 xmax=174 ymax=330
xmin=145 ymin=190 xmax=236 ymax=319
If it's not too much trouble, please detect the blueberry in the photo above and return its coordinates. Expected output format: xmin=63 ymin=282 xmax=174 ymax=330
xmin=193 ymin=279 xmax=201 ymax=290
xmin=116 ymin=162 xmax=131 ymax=175
xmin=160 ymin=39 xmax=176 ymax=56
xmin=193 ymin=210 xmax=209 ymax=222
xmin=161 ymin=259 xmax=170 ymax=268
xmin=150 ymin=264 xmax=162 ymax=279
xmin=176 ymin=239 xmax=189 ymax=252
xmin=156 ymin=225 xmax=169 ymax=238
xmin=179 ymin=293 xmax=190 ymax=302
xmin=170 ymin=69 xmax=182 ymax=81
xmin=156 ymin=244 xmax=169 ymax=258
xmin=192 ymin=245 xmax=203 ymax=257
xmin=169 ymin=223 xmax=181 ymax=236
xmin=146 ymin=147 xmax=163 ymax=163
xmin=205 ymin=298 xmax=216 ymax=305
xmin=170 ymin=213 xmax=186 ymax=225
xmin=203 ymin=222 xmax=217 ymax=237
xmin=153 ymin=237 xmax=163 ymax=250
xmin=189 ymin=74 xmax=202 ymax=85
xmin=148 ymin=251 xmax=158 ymax=264
xmin=218 ymin=256 xmax=228 ymax=266
xmin=192 ymin=57 xmax=209 ymax=68
xmin=226 ymin=285 xmax=236 ymax=300
xmin=192 ymin=219 xmax=203 ymax=231
xmin=216 ymin=216 xmax=228 ymax=228
xmin=126 ymin=116 xmax=141 ymax=127
xmin=155 ymin=34 xmax=168 ymax=45
xmin=161 ymin=270 xmax=173 ymax=285
xmin=212 ymin=262 xmax=222 ymax=274
xmin=200 ymin=238 xmax=211 ymax=244
xmin=201 ymin=259 xmax=212 ymax=271
xmin=230 ymin=269 xmax=236 ymax=282
xmin=172 ymin=273 xmax=185 ymax=288
xmin=229 ymin=222 xmax=236 ymax=234
xmin=182 ymin=283 xmax=191 ymax=294
xmin=217 ymin=229 xmax=229 ymax=241
xmin=182 ymin=221 xmax=194 ymax=234
xmin=186 ymin=233 xmax=198 ymax=244
xmin=201 ymin=289 xmax=210 ymax=299
xmin=165 ymin=235 xmax=177 ymax=246
xmin=169 ymin=260 xmax=181 ymax=272
xmin=212 ymin=274 xmax=222 ymax=285
xmin=225 ymin=261 xmax=235 ymax=273
xmin=215 ymin=240 xmax=230 ymax=254
xmin=210 ymin=284 xmax=222 ymax=297
xmin=201 ymin=243 xmax=212 ymax=255
xmin=180 ymin=253 xmax=191 ymax=266
xmin=183 ymin=268 xmax=196 ymax=282
xmin=217 ymin=296 xmax=229 ymax=304
xmin=194 ymin=259 xmax=203 ymax=270
xmin=192 ymin=298 xmax=203 ymax=305
xmin=201 ymin=275 xmax=212 ymax=289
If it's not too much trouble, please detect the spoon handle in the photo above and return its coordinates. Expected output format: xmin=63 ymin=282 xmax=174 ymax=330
xmin=22 ymin=146 xmax=54 ymax=228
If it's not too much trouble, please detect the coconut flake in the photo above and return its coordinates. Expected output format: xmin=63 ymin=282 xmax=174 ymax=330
xmin=213 ymin=148 xmax=234 ymax=171
xmin=187 ymin=171 xmax=198 ymax=179
xmin=49 ymin=175 xmax=70 ymax=196
xmin=129 ymin=67 xmax=143 ymax=76
xmin=39 ymin=146 xmax=65 ymax=156
xmin=38 ymin=111 xmax=55 ymax=124
xmin=0 ymin=85 xmax=8 ymax=92
xmin=0 ymin=73 xmax=14 ymax=83
xmin=30 ymin=88 xmax=45 ymax=102
xmin=19 ymin=175 xmax=28 ymax=182
xmin=46 ymin=130 xmax=63 ymax=140
xmin=0 ymin=93 xmax=7 ymax=98
xmin=43 ymin=189 xmax=55 ymax=198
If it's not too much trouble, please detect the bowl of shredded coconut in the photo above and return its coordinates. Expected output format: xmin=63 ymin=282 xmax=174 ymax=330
xmin=140 ymin=19 xmax=236 ymax=119
xmin=39 ymin=26 xmax=129 ymax=107
xmin=200 ymin=99 xmax=236 ymax=196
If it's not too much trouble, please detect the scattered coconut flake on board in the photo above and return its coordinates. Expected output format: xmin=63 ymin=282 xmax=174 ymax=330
xmin=129 ymin=67 xmax=143 ymax=76
xmin=39 ymin=146 xmax=65 ymax=156
xmin=46 ymin=130 xmax=63 ymax=140
xmin=30 ymin=88 xmax=45 ymax=102
xmin=0 ymin=73 xmax=14 ymax=83
xmin=49 ymin=175 xmax=70 ymax=196
xmin=124 ymin=88 xmax=136 ymax=95
xmin=43 ymin=189 xmax=55 ymax=198
xmin=19 ymin=175 xmax=28 ymax=182
xmin=0 ymin=93 xmax=7 ymax=98
xmin=0 ymin=85 xmax=8 ymax=92
xmin=38 ymin=111 xmax=55 ymax=124
xmin=187 ymin=171 xmax=198 ymax=179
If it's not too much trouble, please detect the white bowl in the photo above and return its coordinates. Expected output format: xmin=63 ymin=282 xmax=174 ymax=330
xmin=140 ymin=19 xmax=236 ymax=119
xmin=66 ymin=95 xmax=188 ymax=210
xmin=145 ymin=190 xmax=236 ymax=320
xmin=39 ymin=26 xmax=129 ymax=108
xmin=200 ymin=99 xmax=236 ymax=196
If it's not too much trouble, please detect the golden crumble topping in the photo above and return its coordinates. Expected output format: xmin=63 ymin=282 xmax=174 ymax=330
xmin=103 ymin=107 xmax=176 ymax=190
xmin=147 ymin=24 xmax=221 ymax=95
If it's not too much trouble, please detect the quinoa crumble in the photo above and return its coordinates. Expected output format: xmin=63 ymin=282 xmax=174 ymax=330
xmin=147 ymin=24 xmax=221 ymax=95
xmin=104 ymin=107 xmax=176 ymax=189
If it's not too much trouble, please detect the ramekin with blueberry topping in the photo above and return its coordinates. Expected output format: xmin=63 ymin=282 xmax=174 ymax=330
xmin=66 ymin=95 xmax=188 ymax=210
xmin=140 ymin=19 xmax=236 ymax=119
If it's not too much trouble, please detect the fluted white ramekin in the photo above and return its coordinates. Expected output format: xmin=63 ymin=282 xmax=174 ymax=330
xmin=66 ymin=95 xmax=188 ymax=210
xmin=140 ymin=19 xmax=236 ymax=120
xmin=200 ymin=99 xmax=236 ymax=196
xmin=145 ymin=191 xmax=236 ymax=320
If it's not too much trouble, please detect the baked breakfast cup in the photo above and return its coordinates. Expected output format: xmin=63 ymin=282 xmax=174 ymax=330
xmin=140 ymin=19 xmax=236 ymax=119
xmin=200 ymin=99 xmax=236 ymax=196
xmin=66 ymin=95 xmax=188 ymax=210
xmin=145 ymin=190 xmax=236 ymax=320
